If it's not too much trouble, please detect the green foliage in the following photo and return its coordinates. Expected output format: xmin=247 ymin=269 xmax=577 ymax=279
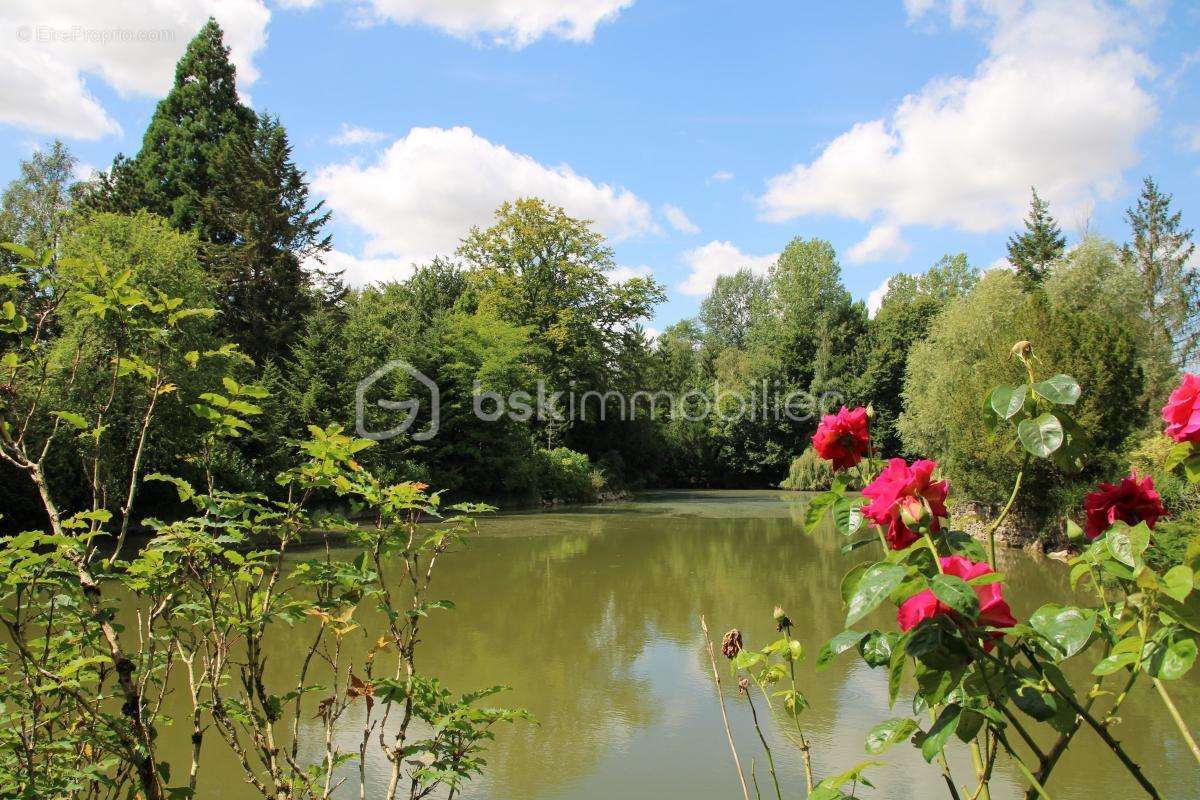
xmin=900 ymin=244 xmax=1157 ymax=520
xmin=535 ymin=446 xmax=602 ymax=503
xmin=1007 ymin=188 xmax=1066 ymax=289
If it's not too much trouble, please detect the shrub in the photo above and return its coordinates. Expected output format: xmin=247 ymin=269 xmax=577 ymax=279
xmin=536 ymin=446 xmax=601 ymax=503
xmin=900 ymin=240 xmax=1164 ymax=526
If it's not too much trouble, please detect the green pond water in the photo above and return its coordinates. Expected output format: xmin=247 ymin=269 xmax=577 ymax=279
xmin=167 ymin=489 xmax=1200 ymax=799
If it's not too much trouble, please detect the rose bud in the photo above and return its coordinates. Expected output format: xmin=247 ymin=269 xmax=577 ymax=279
xmin=773 ymin=605 xmax=792 ymax=632
xmin=721 ymin=629 xmax=743 ymax=660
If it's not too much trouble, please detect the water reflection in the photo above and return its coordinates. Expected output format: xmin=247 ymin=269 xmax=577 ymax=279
xmin=160 ymin=490 xmax=1199 ymax=800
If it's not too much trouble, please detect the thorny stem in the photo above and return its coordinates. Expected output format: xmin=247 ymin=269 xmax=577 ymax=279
xmin=742 ymin=684 xmax=783 ymax=800
xmin=780 ymin=621 xmax=815 ymax=793
xmin=699 ymin=615 xmax=752 ymax=800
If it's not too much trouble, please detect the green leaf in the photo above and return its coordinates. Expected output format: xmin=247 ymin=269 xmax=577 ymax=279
xmin=929 ymin=574 xmax=980 ymax=621
xmin=840 ymin=562 xmax=869 ymax=606
xmin=865 ymin=717 xmax=918 ymax=755
xmin=888 ymin=635 xmax=907 ymax=708
xmin=1028 ymin=604 xmax=1096 ymax=660
xmin=919 ymin=704 xmax=962 ymax=762
xmin=816 ymin=630 xmax=866 ymax=670
xmin=804 ymin=490 xmax=838 ymax=531
xmin=858 ymin=631 xmax=896 ymax=668
xmin=51 ymin=410 xmax=89 ymax=430
xmin=845 ymin=563 xmax=908 ymax=627
xmin=1065 ymin=519 xmax=1085 ymax=542
xmin=1166 ymin=441 xmax=1196 ymax=472
xmin=833 ymin=496 xmax=865 ymax=536
xmin=1017 ymin=413 xmax=1064 ymax=458
xmin=1149 ymin=636 xmax=1197 ymax=681
xmin=1162 ymin=565 xmax=1194 ymax=603
xmin=1105 ymin=523 xmax=1150 ymax=568
xmin=1010 ymin=684 xmax=1058 ymax=721
xmin=989 ymin=384 xmax=1028 ymax=420
xmin=1032 ymin=374 xmax=1081 ymax=405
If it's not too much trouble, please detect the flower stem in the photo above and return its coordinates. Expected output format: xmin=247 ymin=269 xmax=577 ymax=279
xmin=1152 ymin=677 xmax=1200 ymax=765
xmin=987 ymin=453 xmax=1027 ymax=566
xmin=744 ymin=687 xmax=784 ymax=800
xmin=699 ymin=615 xmax=752 ymax=800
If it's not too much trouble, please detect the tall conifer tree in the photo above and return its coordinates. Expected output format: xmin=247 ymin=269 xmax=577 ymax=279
xmin=1007 ymin=188 xmax=1066 ymax=288
xmin=1122 ymin=176 xmax=1198 ymax=367
xmin=84 ymin=18 xmax=334 ymax=361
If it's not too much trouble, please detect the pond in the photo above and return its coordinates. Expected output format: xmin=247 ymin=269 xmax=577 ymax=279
xmin=169 ymin=489 xmax=1200 ymax=799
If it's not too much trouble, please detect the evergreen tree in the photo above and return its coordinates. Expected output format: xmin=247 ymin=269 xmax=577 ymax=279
xmin=88 ymin=18 xmax=255 ymax=243
xmin=211 ymin=113 xmax=336 ymax=361
xmin=1007 ymin=188 xmax=1066 ymax=288
xmin=1121 ymin=176 xmax=1198 ymax=368
xmin=82 ymin=19 xmax=333 ymax=361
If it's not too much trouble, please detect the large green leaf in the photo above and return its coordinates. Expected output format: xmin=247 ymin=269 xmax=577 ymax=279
xmin=833 ymin=496 xmax=866 ymax=536
xmin=1028 ymin=604 xmax=1096 ymax=660
xmin=1161 ymin=565 xmax=1194 ymax=603
xmin=845 ymin=563 xmax=908 ymax=627
xmin=1017 ymin=413 xmax=1064 ymax=458
xmin=816 ymin=630 xmax=866 ymax=670
xmin=989 ymin=384 xmax=1027 ymax=420
xmin=1149 ymin=635 xmax=1197 ymax=681
xmin=805 ymin=490 xmax=838 ymax=531
xmin=865 ymin=717 xmax=918 ymax=755
xmin=1032 ymin=374 xmax=1081 ymax=405
xmin=1105 ymin=522 xmax=1150 ymax=568
xmin=929 ymin=574 xmax=980 ymax=621
xmin=919 ymin=704 xmax=962 ymax=762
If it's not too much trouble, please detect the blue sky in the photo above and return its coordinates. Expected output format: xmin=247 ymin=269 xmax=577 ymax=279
xmin=2 ymin=0 xmax=1199 ymax=332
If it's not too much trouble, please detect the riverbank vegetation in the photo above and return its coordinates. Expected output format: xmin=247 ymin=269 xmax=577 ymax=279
xmin=2 ymin=16 xmax=1200 ymax=800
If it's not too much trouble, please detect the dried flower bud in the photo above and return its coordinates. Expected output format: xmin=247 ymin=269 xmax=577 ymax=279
xmin=1011 ymin=340 xmax=1032 ymax=360
xmin=737 ymin=677 xmax=750 ymax=695
xmin=721 ymin=628 xmax=743 ymax=660
xmin=773 ymin=605 xmax=791 ymax=631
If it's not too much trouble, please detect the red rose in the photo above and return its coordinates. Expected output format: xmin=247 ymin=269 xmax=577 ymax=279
xmin=897 ymin=556 xmax=1016 ymax=650
xmin=811 ymin=406 xmax=869 ymax=470
xmin=862 ymin=458 xmax=949 ymax=549
xmin=1163 ymin=373 xmax=1200 ymax=444
xmin=1083 ymin=471 xmax=1167 ymax=540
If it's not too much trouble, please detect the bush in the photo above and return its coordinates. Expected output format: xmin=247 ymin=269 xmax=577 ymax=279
xmin=780 ymin=447 xmax=862 ymax=491
xmin=535 ymin=446 xmax=602 ymax=503
xmin=900 ymin=239 xmax=1164 ymax=526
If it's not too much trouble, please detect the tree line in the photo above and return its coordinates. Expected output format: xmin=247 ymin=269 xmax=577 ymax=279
xmin=1 ymin=18 xmax=1196 ymax=538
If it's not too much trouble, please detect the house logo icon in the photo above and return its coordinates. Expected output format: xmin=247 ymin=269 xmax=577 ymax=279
xmin=355 ymin=360 xmax=440 ymax=442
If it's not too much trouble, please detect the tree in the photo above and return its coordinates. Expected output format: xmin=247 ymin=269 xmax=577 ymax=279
xmin=85 ymin=18 xmax=256 ymax=243
xmin=0 ymin=140 xmax=78 ymax=267
xmin=459 ymin=197 xmax=665 ymax=400
xmin=83 ymin=19 xmax=330 ymax=362
xmin=861 ymin=254 xmax=978 ymax=455
xmin=210 ymin=113 xmax=336 ymax=361
xmin=1122 ymin=176 xmax=1198 ymax=368
xmin=900 ymin=240 xmax=1155 ymax=521
xmin=699 ymin=268 xmax=769 ymax=351
xmin=1007 ymin=188 xmax=1066 ymax=288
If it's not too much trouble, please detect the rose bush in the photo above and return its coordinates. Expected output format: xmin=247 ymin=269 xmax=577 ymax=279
xmin=705 ymin=346 xmax=1200 ymax=800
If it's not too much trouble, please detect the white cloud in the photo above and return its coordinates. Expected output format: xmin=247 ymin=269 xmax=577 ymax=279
xmin=866 ymin=274 xmax=904 ymax=318
xmin=289 ymin=0 xmax=632 ymax=47
xmin=0 ymin=1 xmax=270 ymax=139
xmin=309 ymin=249 xmax=417 ymax=287
xmin=331 ymin=123 xmax=386 ymax=146
xmin=759 ymin=0 xmax=1157 ymax=240
xmin=986 ymin=256 xmax=1014 ymax=272
xmin=643 ymin=326 xmax=660 ymax=342
xmin=662 ymin=204 xmax=699 ymax=234
xmin=314 ymin=126 xmax=656 ymax=267
xmin=678 ymin=240 xmax=777 ymax=297
xmin=708 ymin=170 xmax=734 ymax=183
xmin=607 ymin=264 xmax=653 ymax=282
xmin=846 ymin=224 xmax=911 ymax=264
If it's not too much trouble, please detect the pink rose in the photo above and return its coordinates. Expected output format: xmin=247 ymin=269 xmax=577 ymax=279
xmin=1163 ymin=373 xmax=1200 ymax=444
xmin=897 ymin=556 xmax=1017 ymax=651
xmin=811 ymin=406 xmax=870 ymax=470
xmin=862 ymin=458 xmax=949 ymax=550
